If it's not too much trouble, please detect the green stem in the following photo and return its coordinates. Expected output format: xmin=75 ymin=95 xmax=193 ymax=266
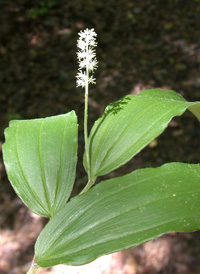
xmin=80 ymin=177 xmax=96 ymax=195
xmin=27 ymin=256 xmax=39 ymax=274
xmin=84 ymin=40 xmax=91 ymax=181
xmin=84 ymin=89 xmax=90 ymax=178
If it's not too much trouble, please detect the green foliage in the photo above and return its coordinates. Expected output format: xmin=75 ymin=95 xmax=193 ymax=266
xmin=3 ymin=112 xmax=78 ymax=218
xmin=2 ymin=89 xmax=200 ymax=272
xmin=28 ymin=1 xmax=57 ymax=19
xmin=35 ymin=163 xmax=200 ymax=267
xmin=84 ymin=89 xmax=200 ymax=178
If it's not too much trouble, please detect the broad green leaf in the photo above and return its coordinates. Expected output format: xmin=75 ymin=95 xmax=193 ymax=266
xmin=84 ymin=89 xmax=200 ymax=178
xmin=3 ymin=111 xmax=78 ymax=218
xmin=35 ymin=163 xmax=200 ymax=267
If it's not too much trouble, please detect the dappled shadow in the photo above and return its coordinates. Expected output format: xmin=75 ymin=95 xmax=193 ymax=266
xmin=103 ymin=96 xmax=131 ymax=117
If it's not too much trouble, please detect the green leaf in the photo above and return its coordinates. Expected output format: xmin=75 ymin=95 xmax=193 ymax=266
xmin=3 ymin=112 xmax=78 ymax=218
xmin=35 ymin=163 xmax=200 ymax=267
xmin=84 ymin=89 xmax=200 ymax=178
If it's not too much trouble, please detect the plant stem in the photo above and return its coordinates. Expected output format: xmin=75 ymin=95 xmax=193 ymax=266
xmin=84 ymin=41 xmax=91 ymax=181
xmin=81 ymin=63 xmax=97 ymax=195
xmin=84 ymin=86 xmax=90 ymax=177
xmin=27 ymin=256 xmax=39 ymax=274
xmin=80 ymin=177 xmax=96 ymax=195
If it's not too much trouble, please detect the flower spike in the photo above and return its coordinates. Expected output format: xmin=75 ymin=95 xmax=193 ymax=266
xmin=76 ymin=28 xmax=98 ymax=88
xmin=76 ymin=29 xmax=98 ymax=191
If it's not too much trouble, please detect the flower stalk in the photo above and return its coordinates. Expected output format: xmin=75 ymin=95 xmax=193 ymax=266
xmin=26 ymin=256 xmax=39 ymax=274
xmin=76 ymin=28 xmax=98 ymax=190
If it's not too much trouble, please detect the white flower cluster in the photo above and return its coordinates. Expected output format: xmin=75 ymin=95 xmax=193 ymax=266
xmin=76 ymin=28 xmax=98 ymax=88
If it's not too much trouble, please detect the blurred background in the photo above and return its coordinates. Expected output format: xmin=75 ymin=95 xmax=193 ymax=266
xmin=0 ymin=0 xmax=200 ymax=273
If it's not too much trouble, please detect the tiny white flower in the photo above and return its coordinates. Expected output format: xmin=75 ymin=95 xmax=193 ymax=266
xmin=76 ymin=71 xmax=87 ymax=88
xmin=89 ymin=76 xmax=96 ymax=84
xmin=77 ymin=51 xmax=87 ymax=60
xmin=77 ymin=39 xmax=86 ymax=51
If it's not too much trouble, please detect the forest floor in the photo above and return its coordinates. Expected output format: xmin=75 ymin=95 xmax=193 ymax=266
xmin=0 ymin=1 xmax=200 ymax=273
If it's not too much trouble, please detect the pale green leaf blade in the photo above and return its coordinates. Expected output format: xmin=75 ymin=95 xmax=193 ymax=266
xmin=3 ymin=111 xmax=78 ymax=218
xmin=85 ymin=89 xmax=200 ymax=177
xmin=35 ymin=163 xmax=200 ymax=267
